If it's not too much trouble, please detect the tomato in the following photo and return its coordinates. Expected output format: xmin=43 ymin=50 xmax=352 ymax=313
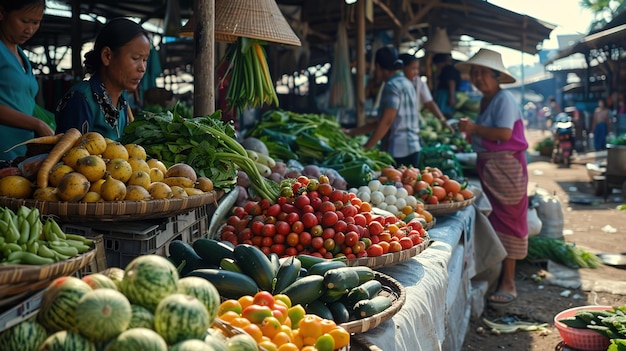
xmin=281 ymin=203 xmax=296 ymax=214
xmin=321 ymin=211 xmax=338 ymax=227
xmin=218 ymin=299 xmax=242 ymax=316
xmin=310 ymin=224 xmax=323 ymax=237
xmin=271 ymin=244 xmax=286 ymax=256
xmin=388 ymin=241 xmax=403 ymax=253
xmin=360 ymin=237 xmax=372 ymax=248
xmin=368 ymin=221 xmax=384 ymax=236
xmin=323 ymin=238 xmax=336 ymax=251
xmin=399 ymin=237 xmax=414 ymax=250
xmin=272 ymin=303 xmax=288 ymax=323
xmin=261 ymin=236 xmax=273 ymax=248
xmin=333 ymin=220 xmax=347 ymax=233
xmin=275 ymin=221 xmax=291 ymax=236
xmin=294 ymin=194 xmax=310 ymax=209
xmin=317 ymin=183 xmax=332 ymax=196
xmin=262 ymin=223 xmax=276 ymax=237
xmin=242 ymin=304 xmax=274 ymax=324
xmin=299 ymin=232 xmax=312 ymax=247
xmin=285 ymin=247 xmax=298 ymax=256
xmin=318 ymin=201 xmax=336 ymax=213
xmin=344 ymin=231 xmax=359 ymax=247
xmin=237 ymin=228 xmax=252 ymax=243
xmin=341 ymin=204 xmax=358 ymax=218
xmin=286 ymin=232 xmax=300 ymax=247
xmin=366 ymin=243 xmax=384 ymax=257
xmin=322 ymin=227 xmax=335 ymax=240
xmin=311 ymin=236 xmax=324 ymax=250
xmin=297 ymin=175 xmax=310 ymax=186
xmin=351 ymin=241 xmax=365 ymax=254
xmin=333 ymin=231 xmax=345 ymax=245
xmin=273 ymin=233 xmax=286 ymax=244
xmin=260 ymin=316 xmax=283 ymax=338
xmin=245 ymin=202 xmax=262 ymax=216
xmin=301 ymin=212 xmax=318 ymax=228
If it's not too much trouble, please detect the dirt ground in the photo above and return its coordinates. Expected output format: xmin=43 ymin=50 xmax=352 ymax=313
xmin=461 ymin=128 xmax=626 ymax=351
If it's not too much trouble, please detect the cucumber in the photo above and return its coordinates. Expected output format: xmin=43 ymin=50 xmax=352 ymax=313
xmin=187 ymin=269 xmax=259 ymax=299
xmin=353 ymin=296 xmax=392 ymax=318
xmin=319 ymin=288 xmax=348 ymax=303
xmin=305 ymin=300 xmax=333 ymax=321
xmin=327 ymin=301 xmax=351 ymax=324
xmin=306 ymin=260 xmax=347 ymax=277
xmin=350 ymin=266 xmax=376 ymax=284
xmin=323 ymin=267 xmax=360 ymax=291
xmin=280 ymin=275 xmax=326 ymax=306
xmin=233 ymin=244 xmax=275 ymax=292
xmin=219 ymin=258 xmax=243 ymax=273
xmin=273 ymin=256 xmax=302 ymax=294
xmin=193 ymin=238 xmax=235 ymax=266
xmin=168 ymin=240 xmax=206 ymax=276
xmin=347 ymin=280 xmax=383 ymax=306
xmin=297 ymin=254 xmax=346 ymax=270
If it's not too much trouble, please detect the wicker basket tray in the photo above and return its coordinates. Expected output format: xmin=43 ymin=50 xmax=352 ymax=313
xmin=346 ymin=234 xmax=431 ymax=269
xmin=0 ymin=249 xmax=96 ymax=306
xmin=424 ymin=195 xmax=476 ymax=216
xmin=339 ymin=271 xmax=406 ymax=334
xmin=0 ymin=191 xmax=220 ymax=222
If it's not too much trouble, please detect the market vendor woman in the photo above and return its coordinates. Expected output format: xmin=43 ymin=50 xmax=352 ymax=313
xmin=0 ymin=0 xmax=54 ymax=161
xmin=457 ymin=49 xmax=529 ymax=308
xmin=55 ymin=18 xmax=150 ymax=140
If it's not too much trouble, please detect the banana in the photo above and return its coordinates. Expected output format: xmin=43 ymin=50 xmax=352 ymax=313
xmin=162 ymin=176 xmax=195 ymax=188
xmin=184 ymin=187 xmax=205 ymax=196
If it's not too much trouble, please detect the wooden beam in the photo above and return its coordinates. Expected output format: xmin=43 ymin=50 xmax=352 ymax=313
xmin=193 ymin=0 xmax=215 ymax=116
xmin=371 ymin=0 xmax=416 ymax=41
xmin=356 ymin=0 xmax=366 ymax=127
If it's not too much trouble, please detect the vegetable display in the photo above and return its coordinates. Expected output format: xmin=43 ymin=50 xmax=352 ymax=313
xmin=557 ymin=305 xmax=626 ymax=345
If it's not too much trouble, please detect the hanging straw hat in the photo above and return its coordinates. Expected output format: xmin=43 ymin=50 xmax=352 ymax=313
xmin=213 ymin=0 xmax=301 ymax=46
xmin=455 ymin=48 xmax=516 ymax=84
xmin=425 ymin=27 xmax=453 ymax=54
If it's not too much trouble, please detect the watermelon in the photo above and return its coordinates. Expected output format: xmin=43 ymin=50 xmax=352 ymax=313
xmin=204 ymin=331 xmax=229 ymax=351
xmin=82 ymin=273 xmax=118 ymax=290
xmin=170 ymin=339 xmax=216 ymax=351
xmin=128 ymin=304 xmax=155 ymax=329
xmin=75 ymin=288 xmax=132 ymax=342
xmin=225 ymin=333 xmax=258 ymax=351
xmin=121 ymin=255 xmax=179 ymax=312
xmin=39 ymin=330 xmax=96 ymax=351
xmin=100 ymin=267 xmax=125 ymax=290
xmin=0 ymin=320 xmax=47 ymax=351
xmin=37 ymin=276 xmax=93 ymax=333
xmin=177 ymin=276 xmax=220 ymax=325
xmin=154 ymin=293 xmax=210 ymax=345
xmin=103 ymin=328 xmax=167 ymax=351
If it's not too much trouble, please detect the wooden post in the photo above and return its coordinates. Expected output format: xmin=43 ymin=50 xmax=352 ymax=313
xmin=71 ymin=0 xmax=82 ymax=78
xmin=356 ymin=0 xmax=366 ymax=127
xmin=193 ymin=0 xmax=215 ymax=117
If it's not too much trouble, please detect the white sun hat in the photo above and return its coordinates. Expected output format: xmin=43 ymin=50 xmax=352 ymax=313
xmin=455 ymin=48 xmax=516 ymax=84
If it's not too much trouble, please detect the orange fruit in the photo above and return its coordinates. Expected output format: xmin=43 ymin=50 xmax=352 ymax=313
xmin=431 ymin=186 xmax=447 ymax=200
xmin=443 ymin=179 xmax=462 ymax=194
xmin=420 ymin=172 xmax=434 ymax=184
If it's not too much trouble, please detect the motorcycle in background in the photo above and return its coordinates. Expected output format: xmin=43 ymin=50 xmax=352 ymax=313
xmin=551 ymin=112 xmax=575 ymax=167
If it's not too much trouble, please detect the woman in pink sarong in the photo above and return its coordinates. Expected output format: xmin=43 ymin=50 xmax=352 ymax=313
xmin=457 ymin=49 xmax=529 ymax=308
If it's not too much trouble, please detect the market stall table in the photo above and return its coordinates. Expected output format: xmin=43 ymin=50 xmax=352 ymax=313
xmin=352 ymin=192 xmax=503 ymax=350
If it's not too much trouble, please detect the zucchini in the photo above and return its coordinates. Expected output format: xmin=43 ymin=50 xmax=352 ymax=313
xmin=281 ymin=275 xmax=326 ymax=306
xmin=305 ymin=300 xmax=333 ymax=321
xmin=220 ymin=257 xmax=243 ymax=273
xmin=188 ymin=268 xmax=259 ymax=299
xmin=273 ymin=256 xmax=302 ymax=294
xmin=350 ymin=266 xmax=376 ymax=284
xmin=347 ymin=280 xmax=383 ymax=306
xmin=233 ymin=244 xmax=276 ymax=291
xmin=306 ymin=260 xmax=347 ymax=277
xmin=168 ymin=240 xmax=205 ymax=276
xmin=327 ymin=301 xmax=351 ymax=324
xmin=193 ymin=238 xmax=235 ymax=266
xmin=297 ymin=254 xmax=346 ymax=270
xmin=353 ymin=295 xmax=392 ymax=318
xmin=323 ymin=267 xmax=360 ymax=291
xmin=319 ymin=287 xmax=348 ymax=303
xmin=269 ymin=252 xmax=281 ymax=276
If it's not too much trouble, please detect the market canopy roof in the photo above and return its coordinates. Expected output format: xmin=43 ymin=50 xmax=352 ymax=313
xmin=32 ymin=0 xmax=554 ymax=57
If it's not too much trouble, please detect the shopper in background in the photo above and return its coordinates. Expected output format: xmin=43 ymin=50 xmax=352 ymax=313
xmin=55 ymin=17 xmax=151 ymax=140
xmin=457 ymin=48 xmax=528 ymax=308
xmin=0 ymin=0 xmax=54 ymax=162
xmin=432 ymin=52 xmax=461 ymax=118
xmin=591 ymin=98 xmax=611 ymax=151
xmin=399 ymin=53 xmax=452 ymax=132
xmin=345 ymin=47 xmax=421 ymax=167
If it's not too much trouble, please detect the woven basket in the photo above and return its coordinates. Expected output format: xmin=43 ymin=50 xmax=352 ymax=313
xmin=0 ymin=191 xmax=220 ymax=222
xmin=339 ymin=271 xmax=406 ymax=334
xmin=346 ymin=234 xmax=432 ymax=269
xmin=214 ymin=0 xmax=301 ymax=46
xmin=424 ymin=195 xmax=476 ymax=216
xmin=554 ymin=305 xmax=612 ymax=351
xmin=0 ymin=249 xmax=96 ymax=307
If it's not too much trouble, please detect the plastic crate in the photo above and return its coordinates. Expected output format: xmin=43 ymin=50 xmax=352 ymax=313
xmin=61 ymin=218 xmax=179 ymax=269
xmin=0 ymin=290 xmax=44 ymax=333
xmin=174 ymin=209 xmax=196 ymax=233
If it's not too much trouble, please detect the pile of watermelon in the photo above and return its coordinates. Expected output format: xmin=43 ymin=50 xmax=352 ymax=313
xmin=0 ymin=255 xmax=248 ymax=351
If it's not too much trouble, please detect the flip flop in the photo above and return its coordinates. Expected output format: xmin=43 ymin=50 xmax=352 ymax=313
xmin=488 ymin=291 xmax=517 ymax=307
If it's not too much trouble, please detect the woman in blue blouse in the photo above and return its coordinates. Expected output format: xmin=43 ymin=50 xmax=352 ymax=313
xmin=55 ymin=18 xmax=151 ymax=140
xmin=0 ymin=0 xmax=54 ymax=162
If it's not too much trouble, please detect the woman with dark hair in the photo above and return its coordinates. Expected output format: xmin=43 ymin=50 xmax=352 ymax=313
xmin=55 ymin=17 xmax=151 ymax=140
xmin=0 ymin=0 xmax=53 ymax=161
xmin=345 ymin=47 xmax=421 ymax=167
xmin=591 ymin=98 xmax=611 ymax=151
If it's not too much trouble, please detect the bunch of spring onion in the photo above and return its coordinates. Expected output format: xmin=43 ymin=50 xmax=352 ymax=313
xmin=218 ymin=37 xmax=279 ymax=112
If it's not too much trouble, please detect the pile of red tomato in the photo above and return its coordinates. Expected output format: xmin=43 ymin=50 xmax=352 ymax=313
xmin=220 ymin=175 xmax=427 ymax=259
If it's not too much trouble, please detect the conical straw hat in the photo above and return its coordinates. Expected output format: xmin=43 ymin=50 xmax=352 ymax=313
xmin=455 ymin=48 xmax=516 ymax=84
xmin=425 ymin=27 xmax=452 ymax=54
xmin=214 ymin=0 xmax=301 ymax=46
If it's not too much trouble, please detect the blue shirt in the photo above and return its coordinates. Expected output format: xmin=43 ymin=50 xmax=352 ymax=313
xmin=55 ymin=73 xmax=129 ymax=140
xmin=0 ymin=42 xmax=38 ymax=161
xmin=378 ymin=72 xmax=420 ymax=158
